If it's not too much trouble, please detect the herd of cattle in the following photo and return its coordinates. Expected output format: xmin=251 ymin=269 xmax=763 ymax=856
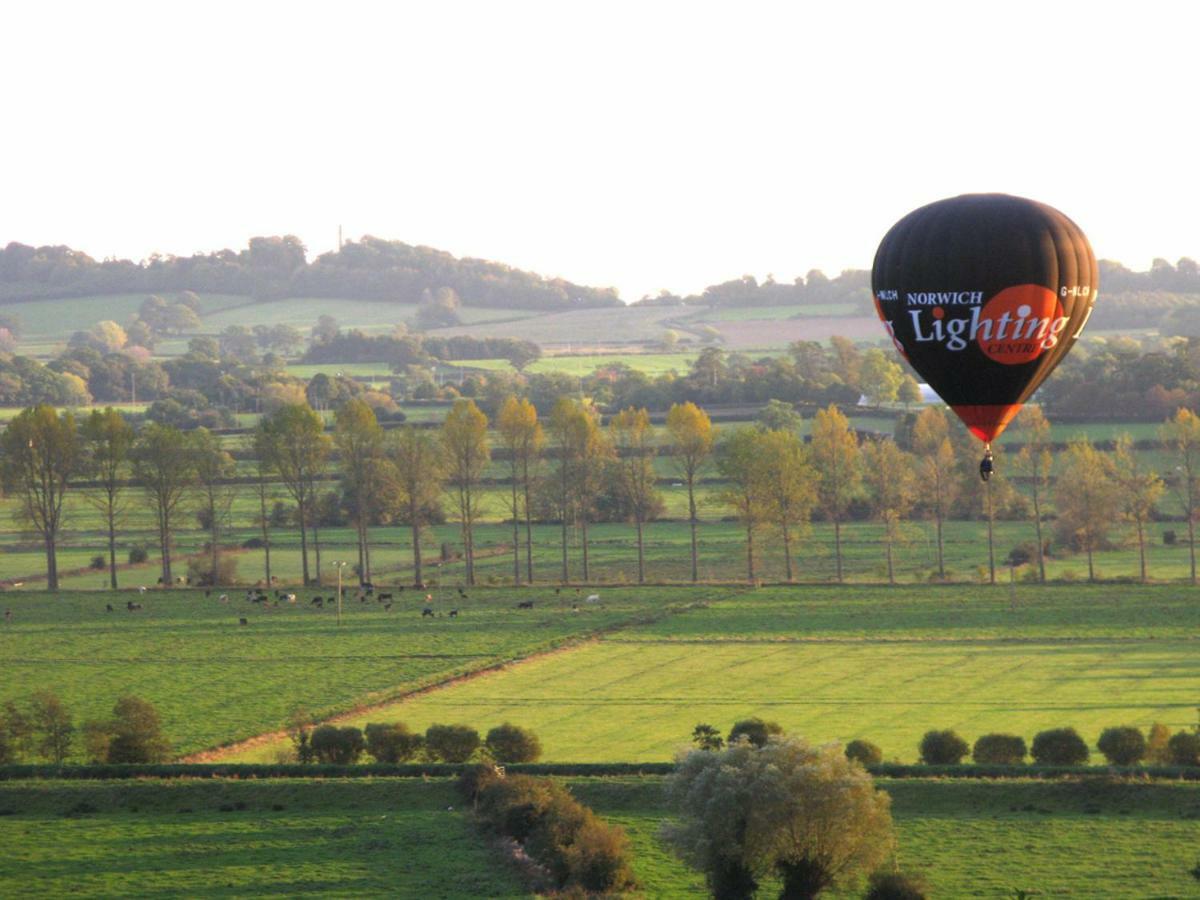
xmin=103 ymin=583 xmax=604 ymax=624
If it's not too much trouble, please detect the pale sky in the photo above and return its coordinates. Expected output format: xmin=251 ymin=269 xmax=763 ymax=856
xmin=3 ymin=1 xmax=1197 ymax=301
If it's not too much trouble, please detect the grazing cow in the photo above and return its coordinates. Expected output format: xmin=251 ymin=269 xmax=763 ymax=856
xmin=218 ymin=594 xmax=229 ymax=603
xmin=378 ymin=592 xmax=393 ymax=603
xmin=397 ymin=585 xmax=406 ymax=593
xmin=516 ymin=600 xmax=534 ymax=610
xmin=106 ymin=604 xmax=115 ymax=612
xmin=586 ymin=593 xmax=600 ymax=603
xmin=449 ymin=609 xmax=458 ymax=618
xmin=139 ymin=586 xmax=148 ymax=595
xmin=311 ymin=596 xmax=324 ymax=605
xmin=127 ymin=601 xmax=142 ymax=611
xmin=239 ymin=617 xmax=249 ymax=626
xmin=284 ymin=593 xmax=297 ymax=604
xmin=422 ymin=607 xmax=434 ymax=617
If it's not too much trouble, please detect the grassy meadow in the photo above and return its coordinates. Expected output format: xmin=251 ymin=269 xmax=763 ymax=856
xmin=0 ymin=586 xmax=727 ymax=758
xmin=226 ymin=583 xmax=1200 ymax=763
xmin=0 ymin=779 xmax=525 ymax=898
xmin=571 ymin=776 xmax=1200 ymax=898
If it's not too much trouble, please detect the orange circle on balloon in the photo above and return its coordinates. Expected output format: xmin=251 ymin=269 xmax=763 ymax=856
xmin=975 ymin=285 xmax=1063 ymax=365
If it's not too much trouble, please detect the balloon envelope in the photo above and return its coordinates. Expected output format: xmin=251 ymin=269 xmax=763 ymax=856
xmin=871 ymin=193 xmax=1097 ymax=442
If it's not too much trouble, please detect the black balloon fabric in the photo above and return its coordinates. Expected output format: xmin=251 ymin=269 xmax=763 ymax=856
xmin=871 ymin=193 xmax=1097 ymax=442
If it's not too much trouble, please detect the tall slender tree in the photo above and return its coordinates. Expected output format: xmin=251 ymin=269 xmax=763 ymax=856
xmin=547 ymin=398 xmax=607 ymax=582
xmin=757 ymin=429 xmax=817 ymax=582
xmin=441 ymin=399 xmax=490 ymax=587
xmin=1160 ymin=408 xmax=1200 ymax=584
xmin=1013 ymin=406 xmax=1053 ymax=582
xmin=252 ymin=424 xmax=275 ymax=587
xmin=259 ymin=404 xmax=330 ymax=585
xmin=809 ymin=404 xmax=861 ymax=583
xmin=912 ymin=408 xmax=958 ymax=579
xmin=718 ymin=427 xmax=770 ymax=583
xmin=497 ymin=395 xmax=544 ymax=585
xmin=861 ymin=438 xmax=916 ymax=585
xmin=1113 ymin=434 xmax=1164 ymax=583
xmin=1054 ymin=439 xmax=1120 ymax=582
xmin=334 ymin=399 xmax=387 ymax=584
xmin=609 ymin=406 xmax=660 ymax=584
xmin=388 ymin=426 xmax=444 ymax=587
xmin=666 ymin=402 xmax=714 ymax=582
xmin=190 ymin=428 xmax=236 ymax=586
xmin=80 ymin=408 xmax=134 ymax=589
xmin=0 ymin=405 xmax=81 ymax=590
xmin=131 ymin=423 xmax=195 ymax=587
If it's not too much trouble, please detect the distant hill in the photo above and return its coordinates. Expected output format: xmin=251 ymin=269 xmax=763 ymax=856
xmin=0 ymin=235 xmax=623 ymax=311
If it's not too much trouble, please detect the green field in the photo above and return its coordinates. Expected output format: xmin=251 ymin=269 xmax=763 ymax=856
xmin=572 ymin=776 xmax=1200 ymax=898
xmin=202 ymin=583 xmax=1200 ymax=763
xmin=0 ymin=586 xmax=726 ymax=758
xmin=0 ymin=779 xmax=525 ymax=898
xmin=0 ymin=774 xmax=1196 ymax=898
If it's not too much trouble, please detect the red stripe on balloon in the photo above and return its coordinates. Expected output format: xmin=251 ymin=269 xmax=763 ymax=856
xmin=950 ymin=403 xmax=1024 ymax=443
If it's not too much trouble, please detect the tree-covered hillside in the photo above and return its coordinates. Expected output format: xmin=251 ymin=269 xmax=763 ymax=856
xmin=0 ymin=236 xmax=622 ymax=311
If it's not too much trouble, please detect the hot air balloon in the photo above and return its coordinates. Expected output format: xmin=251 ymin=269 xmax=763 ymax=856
xmin=871 ymin=193 xmax=1097 ymax=479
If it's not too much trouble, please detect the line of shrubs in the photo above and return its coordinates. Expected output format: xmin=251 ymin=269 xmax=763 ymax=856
xmin=843 ymin=725 xmax=1200 ymax=768
xmin=290 ymin=720 xmax=542 ymax=765
xmin=693 ymin=718 xmax=1200 ymax=768
xmin=458 ymin=764 xmax=637 ymax=895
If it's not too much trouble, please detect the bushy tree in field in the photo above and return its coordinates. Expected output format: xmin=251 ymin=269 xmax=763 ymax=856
xmin=425 ymin=723 xmax=480 ymax=763
xmin=972 ymin=734 xmax=1027 ymax=766
xmin=485 ymin=723 xmax=542 ymax=763
xmin=918 ymin=730 xmax=969 ymax=765
xmin=1167 ymin=731 xmax=1200 ymax=766
xmin=29 ymin=690 xmax=73 ymax=764
xmin=1098 ymin=726 xmax=1147 ymax=765
xmin=1031 ymin=727 xmax=1089 ymax=766
xmin=728 ymin=717 xmax=783 ymax=748
xmin=310 ymin=725 xmax=365 ymax=764
xmin=87 ymin=696 xmax=171 ymax=764
xmin=664 ymin=736 xmax=895 ymax=900
xmin=1146 ymin=723 xmax=1173 ymax=764
xmin=845 ymin=739 xmax=883 ymax=767
xmin=692 ymin=723 xmax=724 ymax=752
xmin=364 ymin=722 xmax=424 ymax=763
xmin=864 ymin=869 xmax=929 ymax=899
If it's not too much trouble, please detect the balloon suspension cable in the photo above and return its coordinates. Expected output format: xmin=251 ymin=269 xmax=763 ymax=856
xmin=979 ymin=443 xmax=994 ymax=482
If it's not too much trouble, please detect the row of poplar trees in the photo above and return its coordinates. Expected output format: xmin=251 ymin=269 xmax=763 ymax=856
xmin=3 ymin=398 xmax=1200 ymax=589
